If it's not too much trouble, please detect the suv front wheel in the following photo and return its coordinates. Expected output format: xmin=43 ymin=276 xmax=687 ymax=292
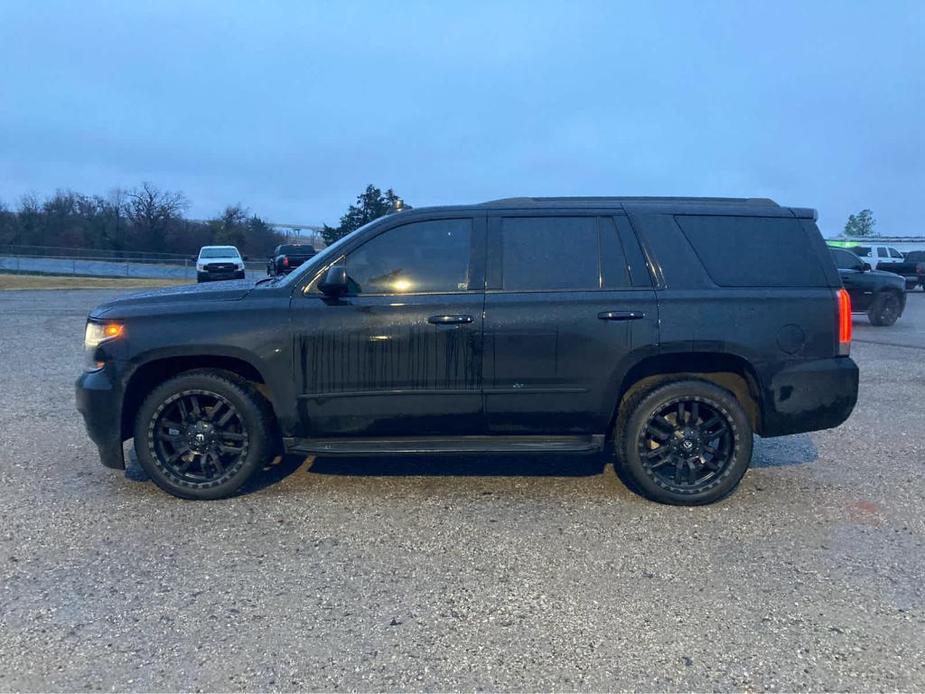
xmin=616 ymin=379 xmax=753 ymax=505
xmin=133 ymin=370 xmax=276 ymax=500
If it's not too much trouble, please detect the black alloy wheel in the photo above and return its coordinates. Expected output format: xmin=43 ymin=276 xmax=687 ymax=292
xmin=133 ymin=370 xmax=275 ymax=499
xmin=616 ymin=379 xmax=752 ymax=505
xmin=151 ymin=390 xmax=249 ymax=485
xmin=638 ymin=398 xmax=734 ymax=490
xmin=869 ymin=292 xmax=901 ymax=326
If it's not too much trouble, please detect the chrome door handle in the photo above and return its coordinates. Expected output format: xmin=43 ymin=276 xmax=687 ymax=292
xmin=428 ymin=314 xmax=473 ymax=325
xmin=598 ymin=311 xmax=645 ymax=321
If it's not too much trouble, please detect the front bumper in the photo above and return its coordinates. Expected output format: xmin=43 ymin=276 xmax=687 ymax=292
xmin=76 ymin=368 xmax=125 ymax=469
xmin=197 ymin=270 xmax=246 ymax=282
xmin=758 ymin=356 xmax=859 ymax=437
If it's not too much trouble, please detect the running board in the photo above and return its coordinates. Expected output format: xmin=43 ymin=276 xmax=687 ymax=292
xmin=286 ymin=434 xmax=605 ymax=456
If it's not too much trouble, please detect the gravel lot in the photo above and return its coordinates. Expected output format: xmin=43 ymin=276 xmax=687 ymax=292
xmin=0 ymin=289 xmax=923 ymax=692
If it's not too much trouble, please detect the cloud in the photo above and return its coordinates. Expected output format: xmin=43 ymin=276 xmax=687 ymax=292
xmin=0 ymin=0 xmax=922 ymax=234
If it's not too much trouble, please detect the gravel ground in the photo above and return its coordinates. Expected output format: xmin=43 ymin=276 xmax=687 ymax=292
xmin=0 ymin=289 xmax=923 ymax=692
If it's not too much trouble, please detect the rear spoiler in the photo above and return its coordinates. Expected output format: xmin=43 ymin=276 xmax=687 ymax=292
xmin=790 ymin=207 xmax=819 ymax=221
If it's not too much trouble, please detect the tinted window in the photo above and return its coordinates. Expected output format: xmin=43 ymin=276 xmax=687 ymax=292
xmin=346 ymin=218 xmax=471 ymax=294
xmin=889 ymin=248 xmax=903 ymax=259
xmin=674 ymin=215 xmax=826 ymax=287
xmin=906 ymin=251 xmax=925 ymax=262
xmin=501 ymin=216 xmax=599 ymax=290
xmin=280 ymin=245 xmax=313 ymax=255
xmin=831 ymin=249 xmax=862 ymax=270
xmin=877 ymin=247 xmax=888 ymax=258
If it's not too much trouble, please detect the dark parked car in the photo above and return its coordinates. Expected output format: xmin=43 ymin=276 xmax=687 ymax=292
xmin=266 ymin=244 xmax=316 ymax=276
xmin=830 ymin=248 xmax=906 ymax=325
xmin=871 ymin=250 xmax=925 ymax=290
xmin=77 ymin=196 xmax=858 ymax=505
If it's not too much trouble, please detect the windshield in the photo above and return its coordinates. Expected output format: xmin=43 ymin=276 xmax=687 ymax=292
xmin=275 ymin=217 xmax=388 ymax=286
xmin=200 ymin=247 xmax=240 ymax=259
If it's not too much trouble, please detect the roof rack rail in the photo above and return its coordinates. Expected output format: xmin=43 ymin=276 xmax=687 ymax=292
xmin=482 ymin=196 xmax=780 ymax=207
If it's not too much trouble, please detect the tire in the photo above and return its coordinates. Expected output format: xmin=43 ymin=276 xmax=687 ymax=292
xmin=133 ymin=369 xmax=276 ymax=500
xmin=615 ymin=379 xmax=753 ymax=506
xmin=868 ymin=291 xmax=901 ymax=326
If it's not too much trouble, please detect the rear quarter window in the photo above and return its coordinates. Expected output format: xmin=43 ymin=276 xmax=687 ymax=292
xmin=674 ymin=215 xmax=827 ymax=287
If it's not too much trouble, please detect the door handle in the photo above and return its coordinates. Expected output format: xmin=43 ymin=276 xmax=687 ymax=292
xmin=428 ymin=314 xmax=473 ymax=325
xmin=598 ymin=310 xmax=645 ymax=321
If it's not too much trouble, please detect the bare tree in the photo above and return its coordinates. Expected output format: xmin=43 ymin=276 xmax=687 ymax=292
xmin=106 ymin=187 xmax=128 ymax=251
xmin=125 ymin=182 xmax=189 ymax=252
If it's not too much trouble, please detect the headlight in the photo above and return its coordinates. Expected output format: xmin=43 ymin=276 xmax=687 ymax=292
xmin=84 ymin=321 xmax=123 ymax=370
xmin=196 ymin=263 xmax=206 ymax=271
xmin=236 ymin=262 xmax=245 ymax=270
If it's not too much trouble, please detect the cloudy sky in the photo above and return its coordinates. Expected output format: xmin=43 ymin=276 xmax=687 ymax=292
xmin=1 ymin=0 xmax=922 ymax=235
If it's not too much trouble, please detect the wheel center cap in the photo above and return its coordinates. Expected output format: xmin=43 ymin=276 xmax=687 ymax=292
xmin=681 ymin=440 xmax=694 ymax=451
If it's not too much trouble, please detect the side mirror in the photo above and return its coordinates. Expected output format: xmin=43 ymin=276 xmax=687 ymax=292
xmin=861 ymin=262 xmax=871 ymax=272
xmin=318 ymin=265 xmax=349 ymax=297
xmin=242 ymin=256 xmax=249 ymax=261
xmin=190 ymin=257 xmax=198 ymax=263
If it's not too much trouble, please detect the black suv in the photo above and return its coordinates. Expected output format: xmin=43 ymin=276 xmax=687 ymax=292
xmin=76 ymin=197 xmax=859 ymax=505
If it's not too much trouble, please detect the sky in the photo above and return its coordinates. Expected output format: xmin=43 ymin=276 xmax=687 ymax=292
xmin=0 ymin=0 xmax=922 ymax=236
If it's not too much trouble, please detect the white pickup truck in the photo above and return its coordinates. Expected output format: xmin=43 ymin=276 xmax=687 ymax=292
xmin=835 ymin=243 xmax=906 ymax=271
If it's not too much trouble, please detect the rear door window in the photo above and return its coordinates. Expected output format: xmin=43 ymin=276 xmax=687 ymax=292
xmin=674 ymin=215 xmax=827 ymax=287
xmin=889 ymin=248 xmax=903 ymax=259
xmin=500 ymin=216 xmax=599 ymax=291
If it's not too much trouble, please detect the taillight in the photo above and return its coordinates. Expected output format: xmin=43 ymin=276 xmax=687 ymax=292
xmin=837 ymin=288 xmax=851 ymax=355
xmin=916 ymin=263 xmax=923 ymax=274
xmin=282 ymin=256 xmax=289 ymax=268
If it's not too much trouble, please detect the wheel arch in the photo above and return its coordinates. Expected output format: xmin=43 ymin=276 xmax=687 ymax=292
xmin=120 ymin=352 xmax=275 ymax=440
xmin=609 ymin=352 xmax=763 ymax=437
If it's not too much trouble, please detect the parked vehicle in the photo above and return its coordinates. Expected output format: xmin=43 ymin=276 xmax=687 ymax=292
xmin=866 ymin=250 xmax=925 ymax=290
xmin=77 ymin=196 xmax=858 ymax=505
xmin=829 ymin=243 xmax=906 ymax=271
xmin=266 ymin=244 xmax=316 ymax=277
xmin=194 ymin=246 xmax=246 ymax=283
xmin=830 ymin=248 xmax=907 ymax=325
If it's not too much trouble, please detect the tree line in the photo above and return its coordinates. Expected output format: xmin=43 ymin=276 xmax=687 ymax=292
xmin=0 ymin=183 xmax=286 ymax=258
xmin=0 ymin=182 xmax=407 ymax=259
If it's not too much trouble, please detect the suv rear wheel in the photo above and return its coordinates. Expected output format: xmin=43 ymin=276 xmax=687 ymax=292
xmin=133 ymin=370 xmax=275 ymax=500
xmin=616 ymin=379 xmax=753 ymax=505
xmin=868 ymin=291 xmax=901 ymax=326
